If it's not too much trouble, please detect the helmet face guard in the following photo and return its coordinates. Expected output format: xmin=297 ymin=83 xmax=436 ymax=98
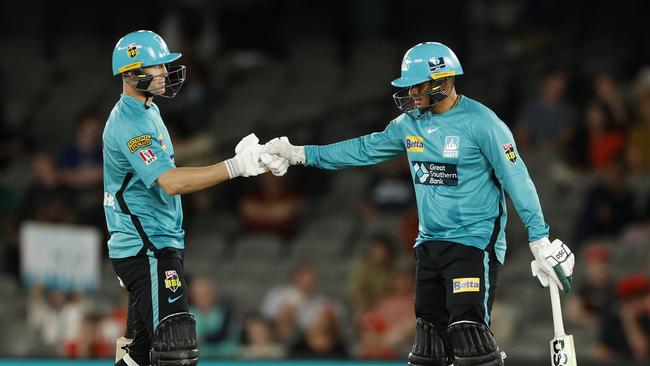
xmin=125 ymin=64 xmax=186 ymax=98
xmin=392 ymin=77 xmax=452 ymax=119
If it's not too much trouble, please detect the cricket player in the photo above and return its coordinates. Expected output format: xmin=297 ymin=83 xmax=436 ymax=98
xmin=263 ymin=42 xmax=575 ymax=365
xmin=105 ymin=30 xmax=279 ymax=366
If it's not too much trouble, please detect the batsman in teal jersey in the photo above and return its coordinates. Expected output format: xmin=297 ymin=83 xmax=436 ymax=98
xmin=105 ymin=30 xmax=285 ymax=366
xmin=264 ymin=43 xmax=576 ymax=365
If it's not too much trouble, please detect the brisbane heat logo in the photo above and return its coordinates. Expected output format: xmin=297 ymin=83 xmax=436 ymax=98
xmin=127 ymin=43 xmax=139 ymax=58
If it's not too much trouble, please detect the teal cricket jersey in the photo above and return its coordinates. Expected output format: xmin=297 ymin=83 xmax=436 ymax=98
xmin=305 ymin=96 xmax=549 ymax=263
xmin=102 ymin=94 xmax=184 ymax=259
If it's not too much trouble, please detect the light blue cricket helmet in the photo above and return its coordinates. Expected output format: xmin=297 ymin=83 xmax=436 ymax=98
xmin=391 ymin=42 xmax=463 ymax=88
xmin=112 ymin=30 xmax=181 ymax=75
xmin=392 ymin=42 xmax=463 ymax=117
xmin=111 ymin=30 xmax=186 ymax=98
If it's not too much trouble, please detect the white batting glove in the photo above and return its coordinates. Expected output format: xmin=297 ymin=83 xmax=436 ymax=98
xmin=264 ymin=136 xmax=305 ymax=165
xmin=225 ymin=133 xmax=269 ymax=178
xmin=530 ymin=237 xmax=575 ymax=294
xmin=260 ymin=153 xmax=290 ymax=176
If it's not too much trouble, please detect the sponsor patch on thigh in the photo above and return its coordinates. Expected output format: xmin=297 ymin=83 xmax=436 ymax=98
xmin=452 ymin=277 xmax=480 ymax=293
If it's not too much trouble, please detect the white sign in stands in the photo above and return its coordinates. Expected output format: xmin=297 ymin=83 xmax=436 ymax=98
xmin=20 ymin=221 xmax=101 ymax=293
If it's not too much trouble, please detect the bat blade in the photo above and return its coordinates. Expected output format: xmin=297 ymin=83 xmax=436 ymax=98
xmin=550 ymin=334 xmax=577 ymax=366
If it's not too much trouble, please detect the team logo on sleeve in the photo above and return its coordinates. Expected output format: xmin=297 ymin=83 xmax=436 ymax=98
xmin=443 ymin=136 xmax=460 ymax=158
xmin=406 ymin=136 xmax=424 ymax=152
xmin=127 ymin=134 xmax=152 ymax=153
xmin=164 ymin=270 xmax=182 ymax=292
xmin=502 ymin=143 xmax=517 ymax=163
xmin=127 ymin=43 xmax=139 ymax=58
xmin=157 ymin=133 xmax=167 ymax=151
xmin=139 ymin=149 xmax=157 ymax=165
xmin=452 ymin=278 xmax=480 ymax=293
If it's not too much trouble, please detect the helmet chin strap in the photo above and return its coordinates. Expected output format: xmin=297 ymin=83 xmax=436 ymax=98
xmin=124 ymin=70 xmax=156 ymax=107
xmin=426 ymin=77 xmax=454 ymax=107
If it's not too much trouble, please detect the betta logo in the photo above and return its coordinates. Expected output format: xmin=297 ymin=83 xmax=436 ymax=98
xmin=406 ymin=136 xmax=424 ymax=152
xmin=452 ymin=278 xmax=480 ymax=293
xmin=127 ymin=43 xmax=139 ymax=58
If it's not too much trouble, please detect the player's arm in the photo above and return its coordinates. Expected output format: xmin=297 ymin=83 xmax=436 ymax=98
xmin=156 ymin=163 xmax=230 ymax=195
xmin=116 ymin=125 xmax=267 ymax=195
xmin=265 ymin=121 xmax=405 ymax=170
xmin=473 ymin=108 xmax=574 ymax=293
xmin=157 ymin=133 xmax=270 ymax=195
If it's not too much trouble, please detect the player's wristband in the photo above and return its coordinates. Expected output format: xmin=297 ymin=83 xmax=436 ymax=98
xmin=225 ymin=156 xmax=241 ymax=179
xmin=292 ymin=145 xmax=306 ymax=165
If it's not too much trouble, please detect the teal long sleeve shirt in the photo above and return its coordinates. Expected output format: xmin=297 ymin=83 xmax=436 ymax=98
xmin=305 ymin=96 xmax=549 ymax=263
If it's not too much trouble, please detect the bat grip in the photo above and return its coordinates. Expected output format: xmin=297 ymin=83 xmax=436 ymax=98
xmin=549 ymin=280 xmax=566 ymax=337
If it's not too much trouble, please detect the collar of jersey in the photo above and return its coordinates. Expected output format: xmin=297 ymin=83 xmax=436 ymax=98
xmin=120 ymin=94 xmax=153 ymax=110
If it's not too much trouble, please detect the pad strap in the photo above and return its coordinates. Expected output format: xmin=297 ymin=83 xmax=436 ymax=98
xmin=408 ymin=318 xmax=448 ymax=366
xmin=448 ymin=321 xmax=503 ymax=366
xmin=150 ymin=312 xmax=199 ymax=366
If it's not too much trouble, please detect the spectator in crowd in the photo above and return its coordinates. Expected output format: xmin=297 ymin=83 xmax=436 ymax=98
xmin=98 ymin=292 xmax=129 ymax=351
xmin=0 ymin=120 xmax=24 ymax=172
xmin=239 ymin=173 xmax=304 ymax=239
xmin=360 ymin=157 xmax=414 ymax=217
xmin=399 ymin=204 xmax=419 ymax=253
xmin=63 ymin=311 xmax=111 ymax=359
xmin=57 ymin=111 xmax=103 ymax=226
xmin=26 ymin=284 xmax=89 ymax=353
xmin=347 ymin=233 xmax=397 ymax=311
xmin=260 ymin=263 xmax=333 ymax=342
xmin=183 ymin=189 xmax=220 ymax=231
xmin=356 ymin=258 xmax=416 ymax=360
xmin=21 ymin=153 xmax=76 ymax=224
xmin=626 ymin=91 xmax=650 ymax=173
xmin=0 ymin=185 xmax=20 ymax=277
xmin=239 ymin=313 xmax=286 ymax=359
xmin=188 ymin=276 xmax=239 ymax=358
xmin=594 ymin=274 xmax=650 ymax=362
xmin=574 ymin=159 xmax=636 ymax=245
xmin=515 ymin=70 xmax=577 ymax=152
xmin=57 ymin=111 xmax=103 ymax=189
xmin=583 ymin=102 xmax=625 ymax=171
xmin=566 ymin=244 xmax=616 ymax=328
xmin=592 ymin=73 xmax=629 ymax=128
xmin=289 ymin=305 xmax=349 ymax=359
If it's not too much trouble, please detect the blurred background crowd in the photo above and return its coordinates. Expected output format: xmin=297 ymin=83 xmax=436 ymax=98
xmin=1 ymin=0 xmax=650 ymax=364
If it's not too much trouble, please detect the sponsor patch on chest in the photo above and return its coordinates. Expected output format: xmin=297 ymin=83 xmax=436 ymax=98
xmin=406 ymin=135 xmax=424 ymax=152
xmin=412 ymin=161 xmax=458 ymax=186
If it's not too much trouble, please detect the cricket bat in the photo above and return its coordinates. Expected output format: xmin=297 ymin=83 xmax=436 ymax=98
xmin=548 ymin=280 xmax=577 ymax=366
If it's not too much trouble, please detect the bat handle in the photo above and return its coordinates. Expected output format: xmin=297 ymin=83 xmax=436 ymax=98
xmin=549 ymin=280 xmax=566 ymax=337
